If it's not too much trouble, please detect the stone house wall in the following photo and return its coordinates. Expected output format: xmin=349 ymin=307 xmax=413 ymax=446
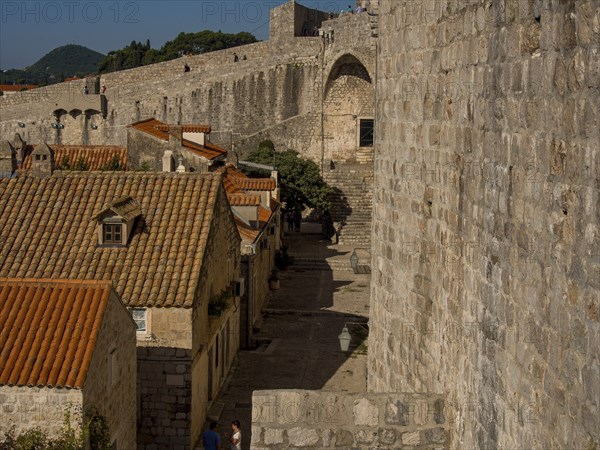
xmin=137 ymin=184 xmax=241 ymax=449
xmin=0 ymin=290 xmax=136 ymax=448
xmin=139 ymin=307 xmax=193 ymax=349
xmin=83 ymin=289 xmax=137 ymax=450
xmin=251 ymin=390 xmax=448 ymax=448
xmin=137 ymin=346 xmax=192 ymax=449
xmin=190 ymin=185 xmax=242 ymax=445
xmin=240 ymin=211 xmax=281 ymax=349
xmin=369 ymin=1 xmax=599 ymax=449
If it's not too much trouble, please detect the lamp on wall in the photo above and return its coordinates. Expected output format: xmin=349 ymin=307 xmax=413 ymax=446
xmin=90 ymin=123 xmax=98 ymax=130
xmin=17 ymin=122 xmax=25 ymax=128
xmin=350 ymin=249 xmax=359 ymax=270
xmin=51 ymin=122 xmax=64 ymax=129
xmin=338 ymin=322 xmax=369 ymax=352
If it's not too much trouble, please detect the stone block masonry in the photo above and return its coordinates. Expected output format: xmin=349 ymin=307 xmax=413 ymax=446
xmin=137 ymin=347 xmax=192 ymax=449
xmin=369 ymin=0 xmax=599 ymax=449
xmin=251 ymin=390 xmax=448 ymax=449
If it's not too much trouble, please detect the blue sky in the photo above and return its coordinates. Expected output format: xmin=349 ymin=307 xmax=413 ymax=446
xmin=1 ymin=0 xmax=353 ymax=69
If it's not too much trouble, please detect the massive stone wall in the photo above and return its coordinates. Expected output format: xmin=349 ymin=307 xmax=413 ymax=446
xmin=251 ymin=390 xmax=448 ymax=449
xmin=369 ymin=1 xmax=599 ymax=450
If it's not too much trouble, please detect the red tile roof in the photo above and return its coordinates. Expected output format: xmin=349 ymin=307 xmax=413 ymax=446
xmin=234 ymin=218 xmax=260 ymax=242
xmin=0 ymin=172 xmax=226 ymax=308
xmin=0 ymin=279 xmax=113 ymax=389
xmin=155 ymin=124 xmax=212 ymax=133
xmin=221 ymin=165 xmax=276 ymax=194
xmin=237 ymin=178 xmax=277 ymax=191
xmin=228 ymin=194 xmax=261 ymax=206
xmin=0 ymin=84 xmax=37 ymax=92
xmin=128 ymin=118 xmax=225 ymax=161
xmin=219 ymin=165 xmax=279 ymax=243
xmin=21 ymin=145 xmax=127 ymax=171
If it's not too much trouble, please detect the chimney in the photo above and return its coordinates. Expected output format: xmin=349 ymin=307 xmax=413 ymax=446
xmin=168 ymin=126 xmax=183 ymax=151
xmin=0 ymin=140 xmax=17 ymax=178
xmin=226 ymin=150 xmax=239 ymax=167
xmin=162 ymin=149 xmax=174 ymax=172
xmin=12 ymin=133 xmax=27 ymax=166
xmin=31 ymin=143 xmax=55 ymax=178
xmin=176 ymin=154 xmax=186 ymax=173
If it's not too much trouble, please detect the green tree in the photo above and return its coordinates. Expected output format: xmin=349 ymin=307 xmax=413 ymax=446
xmin=245 ymin=141 xmax=331 ymax=212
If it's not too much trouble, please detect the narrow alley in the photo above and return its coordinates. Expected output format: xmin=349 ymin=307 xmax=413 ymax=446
xmin=204 ymin=223 xmax=371 ymax=449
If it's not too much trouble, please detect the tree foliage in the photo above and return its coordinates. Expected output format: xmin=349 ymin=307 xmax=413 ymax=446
xmin=245 ymin=140 xmax=331 ymax=212
xmin=98 ymin=31 xmax=257 ymax=74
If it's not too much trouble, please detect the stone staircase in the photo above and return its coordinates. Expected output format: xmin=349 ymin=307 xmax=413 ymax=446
xmin=324 ymin=162 xmax=373 ymax=247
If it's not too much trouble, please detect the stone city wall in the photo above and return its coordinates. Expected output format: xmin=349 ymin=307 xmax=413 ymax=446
xmin=0 ymin=5 xmax=375 ymax=167
xmin=251 ymin=390 xmax=448 ymax=449
xmin=370 ymin=1 xmax=599 ymax=450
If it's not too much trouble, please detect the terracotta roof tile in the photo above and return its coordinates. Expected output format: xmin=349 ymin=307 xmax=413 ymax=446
xmin=0 ymin=85 xmax=37 ymax=92
xmin=155 ymin=124 xmax=212 ymax=133
xmin=129 ymin=118 xmax=225 ymax=161
xmin=234 ymin=218 xmax=260 ymax=242
xmin=21 ymin=145 xmax=127 ymax=171
xmin=228 ymin=194 xmax=261 ymax=206
xmin=237 ymin=178 xmax=277 ymax=191
xmin=0 ymin=278 xmax=113 ymax=389
xmin=221 ymin=164 xmax=276 ymax=193
xmin=0 ymin=172 xmax=223 ymax=308
xmin=93 ymin=196 xmax=142 ymax=221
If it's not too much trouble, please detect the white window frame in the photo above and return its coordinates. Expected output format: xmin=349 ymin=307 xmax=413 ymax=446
xmin=131 ymin=307 xmax=147 ymax=333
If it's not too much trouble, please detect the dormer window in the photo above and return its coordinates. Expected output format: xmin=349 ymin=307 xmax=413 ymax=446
xmin=103 ymin=224 xmax=122 ymax=244
xmin=93 ymin=196 xmax=142 ymax=247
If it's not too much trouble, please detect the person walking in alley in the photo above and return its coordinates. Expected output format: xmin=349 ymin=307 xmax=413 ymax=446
xmin=224 ymin=420 xmax=241 ymax=450
xmin=286 ymin=211 xmax=294 ymax=231
xmin=202 ymin=421 xmax=221 ymax=450
xmin=293 ymin=210 xmax=302 ymax=232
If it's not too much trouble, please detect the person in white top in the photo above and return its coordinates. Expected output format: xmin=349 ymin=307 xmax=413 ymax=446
xmin=224 ymin=420 xmax=241 ymax=450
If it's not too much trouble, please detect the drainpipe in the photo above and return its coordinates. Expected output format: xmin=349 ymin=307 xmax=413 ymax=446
xmin=247 ymin=254 xmax=254 ymax=349
xmin=320 ymin=33 xmax=326 ymax=176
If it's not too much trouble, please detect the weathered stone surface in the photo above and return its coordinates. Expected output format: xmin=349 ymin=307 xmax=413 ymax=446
xmin=369 ymin=2 xmax=600 ymax=450
xmin=353 ymin=398 xmax=379 ymax=427
xmin=287 ymin=427 xmax=319 ymax=447
xmin=401 ymin=431 xmax=421 ymax=446
xmin=264 ymin=428 xmax=283 ymax=445
xmin=385 ymin=400 xmax=410 ymax=426
xmin=251 ymin=391 xmax=447 ymax=448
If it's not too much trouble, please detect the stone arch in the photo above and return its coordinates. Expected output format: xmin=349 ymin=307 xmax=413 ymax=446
xmin=324 ymin=53 xmax=373 ymax=97
xmin=323 ymin=53 xmax=374 ymax=163
xmin=53 ymin=108 xmax=68 ymax=119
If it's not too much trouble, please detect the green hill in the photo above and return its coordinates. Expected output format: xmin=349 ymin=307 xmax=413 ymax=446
xmin=28 ymin=44 xmax=104 ymax=76
xmin=1 ymin=44 xmax=104 ymax=85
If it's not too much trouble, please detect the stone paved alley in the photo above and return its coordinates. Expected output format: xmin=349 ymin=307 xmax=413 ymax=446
xmin=200 ymin=223 xmax=371 ymax=449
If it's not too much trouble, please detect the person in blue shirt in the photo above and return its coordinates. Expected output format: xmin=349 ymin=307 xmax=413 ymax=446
xmin=202 ymin=422 xmax=221 ymax=450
